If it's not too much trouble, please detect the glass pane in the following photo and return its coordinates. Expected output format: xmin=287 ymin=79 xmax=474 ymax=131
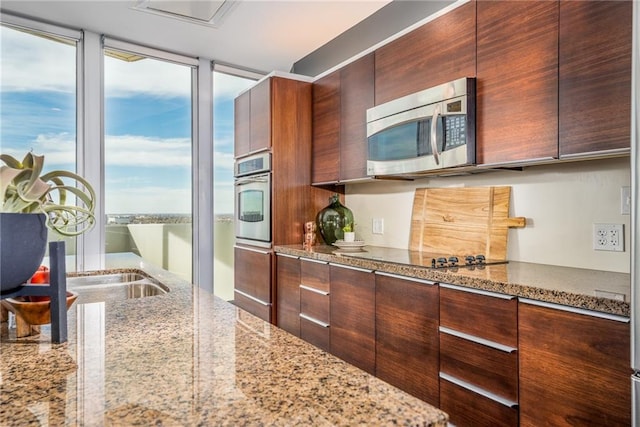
xmin=0 ymin=24 xmax=78 ymax=269
xmin=212 ymin=71 xmax=255 ymax=301
xmin=104 ymin=50 xmax=193 ymax=281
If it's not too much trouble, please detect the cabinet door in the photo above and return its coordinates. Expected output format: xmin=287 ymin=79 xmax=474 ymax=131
xmin=234 ymin=90 xmax=251 ymax=158
xmin=476 ymin=1 xmax=558 ymax=165
xmin=339 ymin=53 xmax=374 ymax=181
xmin=250 ymin=78 xmax=271 ymax=153
xmin=374 ymin=2 xmax=476 ymax=105
xmin=558 ymin=0 xmax=632 ymax=157
xmin=275 ymin=254 xmax=300 ymax=336
xmin=519 ymin=301 xmax=631 ymax=426
xmin=375 ymin=273 xmax=439 ymax=406
xmin=312 ymin=71 xmax=340 ymax=185
xmin=234 ymin=246 xmax=272 ymax=322
xmin=330 ymin=264 xmax=375 ymax=374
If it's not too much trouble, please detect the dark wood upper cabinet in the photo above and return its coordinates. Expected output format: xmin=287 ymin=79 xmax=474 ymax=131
xmin=312 ymin=70 xmax=341 ymax=184
xmin=275 ymin=254 xmax=300 ymax=336
xmin=340 ymin=53 xmax=374 ymax=181
xmin=235 ymin=78 xmax=271 ymax=158
xmin=330 ymin=264 xmax=375 ymax=374
xmin=375 ymin=274 xmax=439 ymax=406
xmin=558 ymin=0 xmax=632 ymax=158
xmin=234 ymin=90 xmax=251 ymax=158
xmin=374 ymin=2 xmax=476 ymax=105
xmin=519 ymin=301 xmax=631 ymax=426
xmin=312 ymin=54 xmax=374 ymax=184
xmin=250 ymin=78 xmax=271 ymax=154
xmin=476 ymin=1 xmax=559 ymax=165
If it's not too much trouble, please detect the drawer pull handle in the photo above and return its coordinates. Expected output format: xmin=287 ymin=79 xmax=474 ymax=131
xmin=440 ymin=283 xmax=515 ymax=300
xmin=439 ymin=326 xmax=517 ymax=353
xmin=439 ymin=372 xmax=518 ymax=409
xmin=299 ymin=313 xmax=330 ymax=328
xmin=276 ymin=253 xmax=298 ymax=259
xmin=234 ymin=289 xmax=270 ymax=306
xmin=234 ymin=245 xmax=271 ymax=255
xmin=300 ymin=284 xmax=329 ymax=296
xmin=520 ymin=298 xmax=629 ymax=323
xmin=301 ymin=258 xmax=329 ymax=265
xmin=329 ymin=263 xmax=373 ymax=273
xmin=375 ymin=271 xmax=436 ymax=285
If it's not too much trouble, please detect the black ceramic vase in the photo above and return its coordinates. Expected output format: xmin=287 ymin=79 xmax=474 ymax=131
xmin=0 ymin=213 xmax=48 ymax=295
xmin=316 ymin=194 xmax=354 ymax=245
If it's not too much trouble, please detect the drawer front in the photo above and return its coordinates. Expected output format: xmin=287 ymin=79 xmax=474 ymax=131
xmin=440 ymin=285 xmax=517 ymax=347
xmin=234 ymin=246 xmax=272 ymax=303
xmin=234 ymin=290 xmax=271 ymax=322
xmin=300 ymin=287 xmax=330 ymax=324
xmin=440 ymin=331 xmax=518 ymax=402
xmin=300 ymin=316 xmax=330 ymax=352
xmin=300 ymin=259 xmax=330 ymax=293
xmin=440 ymin=377 xmax=518 ymax=427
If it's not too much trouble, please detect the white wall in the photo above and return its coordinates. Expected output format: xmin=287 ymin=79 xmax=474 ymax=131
xmin=345 ymin=157 xmax=631 ymax=273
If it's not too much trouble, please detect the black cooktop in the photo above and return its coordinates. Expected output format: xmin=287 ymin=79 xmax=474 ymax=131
xmin=339 ymin=246 xmax=508 ymax=270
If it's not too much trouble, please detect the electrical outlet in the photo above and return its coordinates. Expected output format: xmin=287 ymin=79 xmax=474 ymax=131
xmin=372 ymin=218 xmax=384 ymax=235
xmin=593 ymin=223 xmax=624 ymax=252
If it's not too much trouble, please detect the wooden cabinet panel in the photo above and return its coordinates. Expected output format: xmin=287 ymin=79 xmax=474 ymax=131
xmin=234 ymin=246 xmax=271 ymax=303
xmin=312 ymin=71 xmax=341 ymax=184
xmin=234 ymin=246 xmax=272 ymax=322
xmin=339 ymin=53 xmax=374 ymax=181
xmin=558 ymin=0 xmax=632 ymax=157
xmin=275 ymin=254 xmax=300 ymax=336
xmin=300 ymin=287 xmax=329 ymax=323
xmin=476 ymin=1 xmax=558 ymax=165
xmin=300 ymin=259 xmax=330 ymax=293
xmin=440 ymin=379 xmax=518 ymax=427
xmin=374 ymin=2 xmax=476 ymax=105
xmin=234 ymin=90 xmax=251 ymax=157
xmin=249 ymin=78 xmax=271 ymax=153
xmin=300 ymin=317 xmax=330 ymax=352
xmin=519 ymin=302 xmax=631 ymax=426
xmin=375 ymin=274 xmax=439 ymax=406
xmin=440 ymin=332 xmax=517 ymax=402
xmin=330 ymin=264 xmax=375 ymax=374
xmin=440 ymin=286 xmax=517 ymax=347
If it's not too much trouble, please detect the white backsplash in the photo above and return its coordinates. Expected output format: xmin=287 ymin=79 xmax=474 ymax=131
xmin=345 ymin=157 xmax=631 ymax=273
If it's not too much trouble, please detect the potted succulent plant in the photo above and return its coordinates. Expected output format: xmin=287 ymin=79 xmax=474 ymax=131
xmin=0 ymin=152 xmax=96 ymax=294
xmin=342 ymin=222 xmax=355 ymax=242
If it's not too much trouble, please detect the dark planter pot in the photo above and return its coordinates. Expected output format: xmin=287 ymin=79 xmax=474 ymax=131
xmin=0 ymin=213 xmax=48 ymax=294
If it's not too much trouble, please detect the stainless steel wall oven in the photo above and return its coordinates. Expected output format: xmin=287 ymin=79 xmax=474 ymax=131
xmin=234 ymin=152 xmax=271 ymax=247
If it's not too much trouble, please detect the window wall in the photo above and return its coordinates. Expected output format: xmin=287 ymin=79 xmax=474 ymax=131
xmin=0 ymin=22 xmax=80 ymax=267
xmin=104 ymin=47 xmax=194 ymax=281
xmin=212 ymin=71 xmax=256 ymax=300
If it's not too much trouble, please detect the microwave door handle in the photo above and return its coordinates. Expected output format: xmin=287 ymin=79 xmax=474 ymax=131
xmin=430 ymin=104 xmax=442 ymax=165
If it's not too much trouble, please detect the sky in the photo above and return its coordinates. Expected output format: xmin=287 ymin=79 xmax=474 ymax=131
xmin=1 ymin=24 xmax=254 ymax=215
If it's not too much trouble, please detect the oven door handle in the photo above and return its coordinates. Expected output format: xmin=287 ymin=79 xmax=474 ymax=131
xmin=430 ymin=103 xmax=442 ymax=165
xmin=235 ymin=175 xmax=270 ymax=185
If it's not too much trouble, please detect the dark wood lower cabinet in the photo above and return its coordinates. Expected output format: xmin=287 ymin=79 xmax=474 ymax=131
xmin=234 ymin=246 xmax=272 ymax=322
xmin=330 ymin=263 xmax=375 ymax=374
xmin=275 ymin=253 xmax=300 ymax=336
xmin=519 ymin=300 xmax=631 ymax=426
xmin=440 ymin=378 xmax=518 ymax=427
xmin=375 ymin=273 xmax=439 ymax=406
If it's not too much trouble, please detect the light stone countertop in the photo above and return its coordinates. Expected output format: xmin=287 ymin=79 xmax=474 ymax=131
xmin=275 ymin=244 xmax=631 ymax=317
xmin=0 ymin=253 xmax=448 ymax=427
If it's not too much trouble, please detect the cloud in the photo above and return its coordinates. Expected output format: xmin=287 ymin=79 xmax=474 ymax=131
xmin=105 ymin=135 xmax=191 ymax=167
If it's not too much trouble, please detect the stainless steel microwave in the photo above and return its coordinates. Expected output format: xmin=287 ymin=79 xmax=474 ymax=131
xmin=366 ymin=77 xmax=476 ymax=176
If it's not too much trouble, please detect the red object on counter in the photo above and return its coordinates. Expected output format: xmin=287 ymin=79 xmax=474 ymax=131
xmin=28 ymin=265 xmax=50 ymax=302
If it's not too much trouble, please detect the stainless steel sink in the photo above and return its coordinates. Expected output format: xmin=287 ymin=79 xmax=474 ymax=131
xmin=67 ymin=272 xmax=169 ymax=304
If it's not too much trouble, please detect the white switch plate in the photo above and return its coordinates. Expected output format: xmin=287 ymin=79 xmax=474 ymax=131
xmin=593 ymin=223 xmax=624 ymax=252
xmin=372 ymin=218 xmax=384 ymax=234
xmin=621 ymin=186 xmax=631 ymax=215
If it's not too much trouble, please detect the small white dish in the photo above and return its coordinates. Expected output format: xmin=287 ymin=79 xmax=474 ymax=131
xmin=333 ymin=240 xmax=366 ymax=249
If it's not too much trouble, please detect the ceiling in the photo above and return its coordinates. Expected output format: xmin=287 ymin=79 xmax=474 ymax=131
xmin=0 ymin=0 xmax=392 ymax=76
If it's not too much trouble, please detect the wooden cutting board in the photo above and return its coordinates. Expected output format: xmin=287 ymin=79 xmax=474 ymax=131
xmin=409 ymin=186 xmax=526 ymax=260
